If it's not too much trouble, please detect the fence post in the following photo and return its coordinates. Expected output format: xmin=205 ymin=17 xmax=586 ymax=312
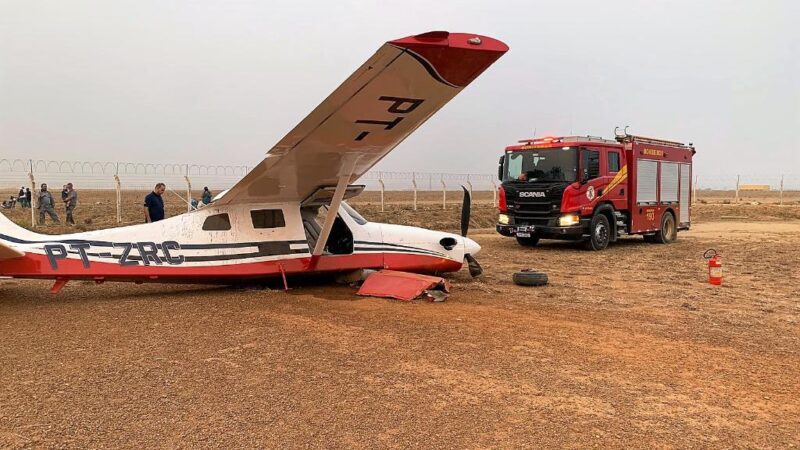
xmin=28 ymin=168 xmax=36 ymax=228
xmin=779 ymin=175 xmax=784 ymax=206
xmin=491 ymin=180 xmax=498 ymax=207
xmin=114 ymin=174 xmax=122 ymax=223
xmin=378 ymin=172 xmax=385 ymax=212
xmin=734 ymin=175 xmax=740 ymax=203
xmin=184 ymin=175 xmax=192 ymax=212
xmin=412 ymin=172 xmax=417 ymax=211
xmin=692 ymin=175 xmax=698 ymax=205
xmin=440 ymin=176 xmax=446 ymax=210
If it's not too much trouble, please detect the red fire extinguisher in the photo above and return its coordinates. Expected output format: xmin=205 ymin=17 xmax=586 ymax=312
xmin=704 ymin=249 xmax=722 ymax=285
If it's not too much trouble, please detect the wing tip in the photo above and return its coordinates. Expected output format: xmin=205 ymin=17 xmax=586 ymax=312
xmin=388 ymin=31 xmax=509 ymax=87
xmin=389 ymin=31 xmax=509 ymax=54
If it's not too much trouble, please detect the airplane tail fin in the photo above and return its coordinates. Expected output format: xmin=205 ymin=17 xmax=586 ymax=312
xmin=0 ymin=211 xmax=31 ymax=261
xmin=0 ymin=241 xmax=24 ymax=261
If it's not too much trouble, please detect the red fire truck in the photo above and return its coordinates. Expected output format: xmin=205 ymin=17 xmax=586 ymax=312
xmin=496 ymin=130 xmax=695 ymax=250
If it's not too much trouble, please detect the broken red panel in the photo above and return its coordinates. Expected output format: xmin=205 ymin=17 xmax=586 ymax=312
xmin=356 ymin=270 xmax=451 ymax=302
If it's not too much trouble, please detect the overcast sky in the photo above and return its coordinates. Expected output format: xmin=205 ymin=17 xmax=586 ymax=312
xmin=1 ymin=0 xmax=797 ymax=183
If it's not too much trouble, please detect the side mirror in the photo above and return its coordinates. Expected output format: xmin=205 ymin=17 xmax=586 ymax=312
xmin=580 ymin=169 xmax=590 ymax=184
xmin=497 ymin=156 xmax=504 ymax=181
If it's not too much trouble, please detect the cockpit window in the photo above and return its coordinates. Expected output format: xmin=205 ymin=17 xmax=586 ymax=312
xmin=202 ymin=213 xmax=232 ymax=231
xmin=341 ymin=202 xmax=368 ymax=225
xmin=251 ymin=209 xmax=286 ymax=228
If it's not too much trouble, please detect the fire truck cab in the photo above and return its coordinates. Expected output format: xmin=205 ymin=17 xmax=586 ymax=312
xmin=496 ymin=131 xmax=695 ymax=250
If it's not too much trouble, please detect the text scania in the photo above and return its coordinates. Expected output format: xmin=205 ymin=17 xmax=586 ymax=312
xmin=518 ymin=191 xmax=546 ymax=198
xmin=43 ymin=241 xmax=185 ymax=270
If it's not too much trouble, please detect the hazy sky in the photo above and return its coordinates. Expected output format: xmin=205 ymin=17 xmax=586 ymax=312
xmin=1 ymin=0 xmax=797 ymax=182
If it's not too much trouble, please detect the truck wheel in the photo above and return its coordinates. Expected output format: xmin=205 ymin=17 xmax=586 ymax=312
xmin=654 ymin=211 xmax=677 ymax=244
xmin=584 ymin=214 xmax=610 ymax=251
xmin=512 ymin=270 xmax=548 ymax=287
xmin=516 ymin=236 xmax=540 ymax=247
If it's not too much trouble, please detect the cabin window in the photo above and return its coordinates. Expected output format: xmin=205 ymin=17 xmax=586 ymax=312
xmin=202 ymin=213 xmax=232 ymax=231
xmin=581 ymin=149 xmax=601 ymax=180
xmin=608 ymin=152 xmax=621 ymax=173
xmin=251 ymin=209 xmax=286 ymax=228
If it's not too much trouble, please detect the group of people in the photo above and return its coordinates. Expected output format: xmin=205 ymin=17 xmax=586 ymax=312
xmin=4 ymin=182 xmax=215 ymax=226
xmin=2 ymin=187 xmax=32 ymax=209
xmin=31 ymin=183 xmax=79 ymax=225
xmin=2 ymin=184 xmax=79 ymax=225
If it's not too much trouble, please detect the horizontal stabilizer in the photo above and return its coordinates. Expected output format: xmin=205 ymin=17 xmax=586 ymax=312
xmin=0 ymin=242 xmax=24 ymax=261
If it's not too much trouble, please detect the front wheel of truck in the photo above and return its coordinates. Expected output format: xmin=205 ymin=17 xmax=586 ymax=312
xmin=584 ymin=214 xmax=611 ymax=251
xmin=516 ymin=235 xmax=540 ymax=247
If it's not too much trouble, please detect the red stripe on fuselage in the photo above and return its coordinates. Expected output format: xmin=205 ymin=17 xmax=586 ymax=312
xmin=0 ymin=252 xmax=462 ymax=283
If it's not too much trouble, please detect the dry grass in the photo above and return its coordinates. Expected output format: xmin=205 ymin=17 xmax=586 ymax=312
xmin=1 ymin=191 xmax=799 ymax=448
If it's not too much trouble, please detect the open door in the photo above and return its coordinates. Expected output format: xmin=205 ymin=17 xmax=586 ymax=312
xmin=300 ymin=206 xmax=353 ymax=255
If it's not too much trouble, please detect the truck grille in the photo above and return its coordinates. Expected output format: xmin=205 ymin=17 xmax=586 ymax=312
xmin=503 ymin=182 xmax=567 ymax=225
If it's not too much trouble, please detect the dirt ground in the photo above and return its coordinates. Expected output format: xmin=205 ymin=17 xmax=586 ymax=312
xmin=1 ymin=192 xmax=799 ymax=448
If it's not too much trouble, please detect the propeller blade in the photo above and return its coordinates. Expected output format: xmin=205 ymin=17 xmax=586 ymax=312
xmin=465 ymin=253 xmax=483 ymax=278
xmin=461 ymin=186 xmax=471 ymax=237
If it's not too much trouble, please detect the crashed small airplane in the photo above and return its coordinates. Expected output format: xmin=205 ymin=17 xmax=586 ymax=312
xmin=0 ymin=31 xmax=508 ymax=293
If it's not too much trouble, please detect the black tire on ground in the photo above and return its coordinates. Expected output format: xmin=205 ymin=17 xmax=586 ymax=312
xmin=512 ymin=270 xmax=549 ymax=287
xmin=516 ymin=235 xmax=540 ymax=247
xmin=653 ymin=211 xmax=677 ymax=244
xmin=584 ymin=213 xmax=611 ymax=251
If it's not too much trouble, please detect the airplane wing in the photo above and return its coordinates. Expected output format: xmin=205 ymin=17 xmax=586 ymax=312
xmin=217 ymin=31 xmax=508 ymax=205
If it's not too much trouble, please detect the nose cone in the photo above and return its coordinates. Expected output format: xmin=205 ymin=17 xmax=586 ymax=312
xmin=464 ymin=237 xmax=481 ymax=256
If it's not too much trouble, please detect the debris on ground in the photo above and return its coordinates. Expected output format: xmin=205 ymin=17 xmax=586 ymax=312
xmin=512 ymin=269 xmax=549 ymax=287
xmin=335 ymin=269 xmax=377 ymax=286
xmin=356 ymin=269 xmax=451 ymax=301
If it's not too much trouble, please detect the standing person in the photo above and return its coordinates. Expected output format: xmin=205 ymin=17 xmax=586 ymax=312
xmin=201 ymin=187 xmax=212 ymax=205
xmin=25 ymin=188 xmax=32 ymax=209
xmin=18 ymin=187 xmax=25 ymax=207
xmin=37 ymin=183 xmax=60 ymax=224
xmin=64 ymin=183 xmax=78 ymax=225
xmin=61 ymin=185 xmax=69 ymax=203
xmin=144 ymin=183 xmax=166 ymax=223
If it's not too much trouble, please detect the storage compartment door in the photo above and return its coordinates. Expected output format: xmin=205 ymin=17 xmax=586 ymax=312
xmin=660 ymin=162 xmax=679 ymax=203
xmin=636 ymin=159 xmax=658 ymax=205
xmin=680 ymin=164 xmax=691 ymax=224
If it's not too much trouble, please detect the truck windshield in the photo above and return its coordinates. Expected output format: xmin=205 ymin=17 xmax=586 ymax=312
xmin=503 ymin=147 xmax=578 ymax=182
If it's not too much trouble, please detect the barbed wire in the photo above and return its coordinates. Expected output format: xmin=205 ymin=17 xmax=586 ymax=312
xmin=1 ymin=158 xmax=799 ymax=191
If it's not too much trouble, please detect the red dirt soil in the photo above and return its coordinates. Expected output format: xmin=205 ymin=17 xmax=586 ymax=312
xmin=0 ymin=192 xmax=798 ymax=448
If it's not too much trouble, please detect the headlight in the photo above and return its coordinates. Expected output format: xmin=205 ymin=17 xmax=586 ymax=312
xmin=498 ymin=214 xmax=509 ymax=225
xmin=559 ymin=214 xmax=580 ymax=227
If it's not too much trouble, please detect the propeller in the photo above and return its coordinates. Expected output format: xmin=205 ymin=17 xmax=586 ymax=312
xmin=461 ymin=186 xmax=483 ymax=278
xmin=461 ymin=186 xmax=471 ymax=238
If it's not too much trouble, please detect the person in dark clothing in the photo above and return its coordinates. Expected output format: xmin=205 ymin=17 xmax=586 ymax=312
xmin=144 ymin=183 xmax=166 ymax=223
xmin=61 ymin=185 xmax=68 ymax=202
xmin=18 ymin=187 xmax=25 ymax=207
xmin=201 ymin=187 xmax=212 ymax=205
xmin=64 ymin=183 xmax=78 ymax=225
xmin=37 ymin=183 xmax=60 ymax=224
xmin=25 ymin=188 xmax=32 ymax=208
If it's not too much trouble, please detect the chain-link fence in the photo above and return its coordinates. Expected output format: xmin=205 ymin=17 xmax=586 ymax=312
xmin=0 ymin=158 xmax=505 ymax=226
xmin=1 ymin=158 xmax=798 ymax=228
